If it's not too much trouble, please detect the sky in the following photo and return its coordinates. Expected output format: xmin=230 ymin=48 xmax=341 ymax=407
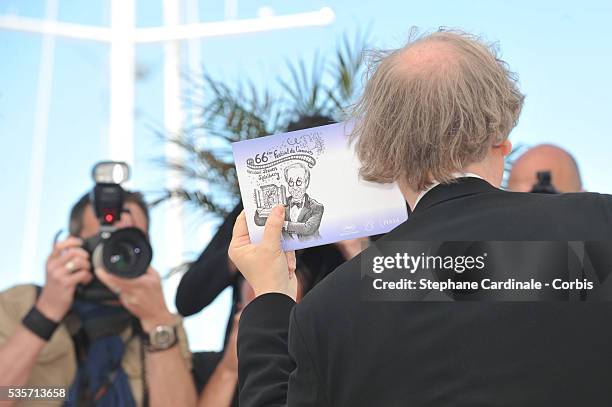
xmin=0 ymin=0 xmax=611 ymax=351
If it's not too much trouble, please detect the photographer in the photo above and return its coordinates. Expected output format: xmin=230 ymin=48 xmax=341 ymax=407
xmin=507 ymin=144 xmax=583 ymax=193
xmin=0 ymin=190 xmax=196 ymax=407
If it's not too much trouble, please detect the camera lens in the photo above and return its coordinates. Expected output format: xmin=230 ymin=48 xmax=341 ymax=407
xmin=101 ymin=227 xmax=152 ymax=278
xmin=109 ymin=242 xmax=140 ymax=270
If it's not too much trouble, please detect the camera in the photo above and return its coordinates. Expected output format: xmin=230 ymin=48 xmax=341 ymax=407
xmin=76 ymin=161 xmax=153 ymax=301
xmin=530 ymin=171 xmax=559 ymax=194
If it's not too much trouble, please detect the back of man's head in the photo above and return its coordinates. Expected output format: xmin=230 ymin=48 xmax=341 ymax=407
xmin=351 ymin=29 xmax=525 ymax=191
xmin=507 ymin=144 xmax=583 ymax=193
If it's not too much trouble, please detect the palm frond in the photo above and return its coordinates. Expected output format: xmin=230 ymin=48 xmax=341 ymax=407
xmin=153 ymin=32 xmax=369 ymax=219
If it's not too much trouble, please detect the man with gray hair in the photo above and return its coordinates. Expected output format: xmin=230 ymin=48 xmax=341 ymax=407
xmin=231 ymin=29 xmax=612 ymax=406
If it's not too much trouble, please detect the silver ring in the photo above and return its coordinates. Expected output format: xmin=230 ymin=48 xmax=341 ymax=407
xmin=65 ymin=261 xmax=75 ymax=272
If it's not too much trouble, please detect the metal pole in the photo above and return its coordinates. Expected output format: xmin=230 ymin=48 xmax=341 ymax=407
xmin=163 ymin=0 xmax=185 ymax=268
xmin=109 ymin=0 xmax=135 ymax=168
xmin=20 ymin=0 xmax=59 ymax=283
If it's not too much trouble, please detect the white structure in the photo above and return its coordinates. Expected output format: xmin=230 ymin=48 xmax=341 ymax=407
xmin=0 ymin=1 xmax=335 ymax=281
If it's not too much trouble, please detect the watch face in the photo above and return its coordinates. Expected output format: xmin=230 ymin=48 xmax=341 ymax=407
xmin=151 ymin=325 xmax=176 ymax=349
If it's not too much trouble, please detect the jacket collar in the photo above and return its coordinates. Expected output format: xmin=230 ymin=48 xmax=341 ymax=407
xmin=413 ymin=173 xmax=484 ymax=208
xmin=412 ymin=177 xmax=499 ymax=213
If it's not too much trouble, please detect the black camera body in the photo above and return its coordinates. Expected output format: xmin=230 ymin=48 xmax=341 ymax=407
xmin=76 ymin=162 xmax=152 ymax=301
xmin=530 ymin=171 xmax=559 ymax=194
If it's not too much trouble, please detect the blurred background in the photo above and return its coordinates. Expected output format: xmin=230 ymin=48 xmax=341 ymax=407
xmin=1 ymin=0 xmax=611 ymax=351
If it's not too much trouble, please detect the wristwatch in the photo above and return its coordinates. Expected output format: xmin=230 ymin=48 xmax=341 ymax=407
xmin=145 ymin=324 xmax=178 ymax=352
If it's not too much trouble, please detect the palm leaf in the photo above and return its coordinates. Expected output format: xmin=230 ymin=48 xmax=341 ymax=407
xmin=153 ymin=32 xmax=369 ymax=220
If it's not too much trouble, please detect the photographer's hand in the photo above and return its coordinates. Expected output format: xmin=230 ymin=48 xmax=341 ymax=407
xmin=37 ymin=236 xmax=92 ymax=322
xmin=229 ymin=206 xmax=297 ymax=300
xmin=0 ymin=237 xmax=92 ymax=405
xmin=94 ymin=266 xmax=197 ymax=407
xmin=94 ymin=267 xmax=174 ymax=331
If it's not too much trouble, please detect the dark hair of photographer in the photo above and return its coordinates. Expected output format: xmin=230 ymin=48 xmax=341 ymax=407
xmin=69 ymin=190 xmax=150 ymax=237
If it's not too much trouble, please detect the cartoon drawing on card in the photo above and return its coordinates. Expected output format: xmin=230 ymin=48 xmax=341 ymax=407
xmin=249 ymin=130 xmax=326 ymax=241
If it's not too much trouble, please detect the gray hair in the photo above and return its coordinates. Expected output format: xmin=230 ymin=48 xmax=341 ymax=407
xmin=350 ymin=29 xmax=525 ymax=190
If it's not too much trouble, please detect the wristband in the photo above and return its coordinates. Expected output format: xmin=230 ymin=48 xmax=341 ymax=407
xmin=22 ymin=306 xmax=59 ymax=341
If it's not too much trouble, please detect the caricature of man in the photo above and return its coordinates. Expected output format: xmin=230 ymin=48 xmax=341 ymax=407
xmin=254 ymin=162 xmax=324 ymax=240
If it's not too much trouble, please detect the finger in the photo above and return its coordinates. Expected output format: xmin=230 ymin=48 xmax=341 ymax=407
xmin=231 ymin=310 xmax=242 ymax=334
xmin=66 ymin=270 xmax=93 ymax=286
xmin=123 ymin=267 xmax=159 ymax=289
xmin=231 ymin=211 xmax=250 ymax=241
xmin=51 ymin=237 xmax=83 ymax=258
xmin=230 ymin=312 xmax=242 ymax=337
xmin=49 ymin=253 xmax=89 ymax=275
xmin=234 ymin=310 xmax=243 ymax=322
xmin=63 ymin=256 xmax=90 ymax=273
xmin=117 ymin=294 xmax=130 ymax=308
xmin=55 ymin=248 xmax=90 ymax=268
xmin=229 ymin=212 xmax=252 ymax=260
xmin=262 ymin=205 xmax=285 ymax=251
xmin=145 ymin=266 xmax=161 ymax=280
xmin=94 ymin=267 xmax=132 ymax=292
xmin=286 ymin=251 xmax=297 ymax=274
xmin=119 ymin=294 xmax=138 ymax=308
xmin=62 ymin=247 xmax=90 ymax=260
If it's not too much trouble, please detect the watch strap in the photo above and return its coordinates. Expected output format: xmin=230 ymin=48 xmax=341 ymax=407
xmin=22 ymin=305 xmax=59 ymax=341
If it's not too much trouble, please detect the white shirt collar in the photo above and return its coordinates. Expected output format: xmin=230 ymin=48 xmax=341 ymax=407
xmin=413 ymin=172 xmax=484 ymax=209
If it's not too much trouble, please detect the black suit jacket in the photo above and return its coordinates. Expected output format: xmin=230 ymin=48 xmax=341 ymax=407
xmin=237 ymin=178 xmax=612 ymax=407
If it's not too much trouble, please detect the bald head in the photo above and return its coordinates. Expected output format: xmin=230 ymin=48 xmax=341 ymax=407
xmin=507 ymin=144 xmax=582 ymax=193
xmin=397 ymin=39 xmax=459 ymax=75
xmin=351 ymin=30 xmax=524 ymax=191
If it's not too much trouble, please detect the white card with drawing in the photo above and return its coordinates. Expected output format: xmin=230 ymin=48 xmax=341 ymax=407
xmin=232 ymin=121 xmax=408 ymax=250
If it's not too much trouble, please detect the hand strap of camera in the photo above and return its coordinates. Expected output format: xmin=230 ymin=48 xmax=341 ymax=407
xmin=133 ymin=318 xmax=150 ymax=407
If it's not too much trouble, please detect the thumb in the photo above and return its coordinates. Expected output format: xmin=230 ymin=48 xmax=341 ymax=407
xmin=94 ymin=267 xmax=125 ymax=292
xmin=262 ymin=205 xmax=285 ymax=251
xmin=94 ymin=267 xmax=116 ymax=290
